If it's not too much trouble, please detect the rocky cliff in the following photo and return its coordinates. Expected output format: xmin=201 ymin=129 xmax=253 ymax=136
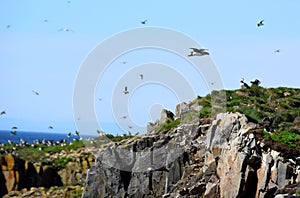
xmin=0 ymin=147 xmax=95 ymax=197
xmin=82 ymin=109 xmax=300 ymax=197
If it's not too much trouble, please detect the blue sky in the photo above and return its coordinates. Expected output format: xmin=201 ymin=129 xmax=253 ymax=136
xmin=1 ymin=0 xmax=300 ymax=135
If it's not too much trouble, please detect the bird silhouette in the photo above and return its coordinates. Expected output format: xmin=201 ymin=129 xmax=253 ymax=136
xmin=75 ymin=131 xmax=80 ymax=136
xmin=10 ymin=131 xmax=17 ymax=136
xmin=32 ymin=90 xmax=39 ymax=96
xmin=11 ymin=126 xmax=18 ymax=130
xmin=274 ymin=49 xmax=280 ymax=53
xmin=43 ymin=19 xmax=48 ymax=23
xmin=141 ymin=20 xmax=147 ymax=24
xmin=257 ymin=20 xmax=264 ymax=27
xmin=120 ymin=115 xmax=127 ymax=119
xmin=123 ymin=86 xmax=129 ymax=94
xmin=67 ymin=132 xmax=71 ymax=138
xmin=240 ymin=78 xmax=250 ymax=89
xmin=121 ymin=61 xmax=127 ymax=64
xmin=58 ymin=28 xmax=74 ymax=32
xmin=250 ymin=79 xmax=261 ymax=86
xmin=0 ymin=111 xmax=6 ymax=115
xmin=139 ymin=74 xmax=144 ymax=80
xmin=6 ymin=25 xmax=11 ymax=29
xmin=48 ymin=125 xmax=53 ymax=129
xmin=188 ymin=48 xmax=209 ymax=56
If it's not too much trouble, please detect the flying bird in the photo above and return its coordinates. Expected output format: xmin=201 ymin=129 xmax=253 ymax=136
xmin=48 ymin=125 xmax=53 ymax=129
xmin=32 ymin=90 xmax=39 ymax=96
xmin=257 ymin=20 xmax=264 ymax=27
xmin=10 ymin=131 xmax=17 ymax=136
xmin=188 ymin=48 xmax=209 ymax=56
xmin=67 ymin=132 xmax=71 ymax=138
xmin=58 ymin=28 xmax=74 ymax=32
xmin=0 ymin=111 xmax=6 ymax=115
xmin=120 ymin=115 xmax=127 ymax=119
xmin=141 ymin=20 xmax=147 ymax=24
xmin=274 ymin=49 xmax=280 ymax=53
xmin=43 ymin=19 xmax=48 ymax=23
xmin=123 ymin=86 xmax=129 ymax=94
xmin=6 ymin=25 xmax=11 ymax=29
xmin=128 ymin=125 xmax=133 ymax=129
xmin=11 ymin=126 xmax=18 ymax=130
xmin=121 ymin=61 xmax=127 ymax=64
xmin=139 ymin=74 xmax=144 ymax=80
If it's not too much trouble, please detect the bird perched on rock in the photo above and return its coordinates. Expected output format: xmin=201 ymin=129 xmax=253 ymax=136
xmin=240 ymin=78 xmax=250 ymax=89
xmin=260 ymin=112 xmax=280 ymax=133
xmin=147 ymin=166 xmax=169 ymax=173
xmin=75 ymin=131 xmax=80 ymax=136
xmin=257 ymin=20 xmax=264 ymax=27
xmin=123 ymin=86 xmax=129 ymax=94
xmin=250 ymin=79 xmax=261 ymax=86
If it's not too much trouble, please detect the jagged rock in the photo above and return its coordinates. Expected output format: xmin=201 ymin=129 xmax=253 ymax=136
xmin=0 ymin=148 xmax=94 ymax=197
xmin=160 ymin=109 xmax=174 ymax=123
xmin=81 ymin=112 xmax=299 ymax=198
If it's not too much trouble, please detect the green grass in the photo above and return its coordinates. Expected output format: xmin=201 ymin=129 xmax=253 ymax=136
xmin=2 ymin=140 xmax=86 ymax=163
xmin=263 ymin=130 xmax=300 ymax=148
xmin=157 ymin=118 xmax=181 ymax=131
xmin=54 ymin=156 xmax=73 ymax=169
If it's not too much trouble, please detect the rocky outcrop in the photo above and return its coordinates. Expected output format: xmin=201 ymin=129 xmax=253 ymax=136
xmin=0 ymin=148 xmax=95 ymax=197
xmin=83 ymin=112 xmax=300 ymax=198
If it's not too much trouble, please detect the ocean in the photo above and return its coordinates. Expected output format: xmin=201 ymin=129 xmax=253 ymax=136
xmin=0 ymin=130 xmax=97 ymax=144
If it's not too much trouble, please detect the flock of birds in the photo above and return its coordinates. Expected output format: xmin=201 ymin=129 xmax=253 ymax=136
xmin=1 ymin=15 xmax=282 ymax=145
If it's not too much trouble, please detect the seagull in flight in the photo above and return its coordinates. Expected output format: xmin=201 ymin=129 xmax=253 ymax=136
xmin=141 ymin=20 xmax=147 ymax=24
xmin=32 ymin=90 xmax=39 ymax=96
xmin=120 ymin=115 xmax=127 ymax=119
xmin=188 ymin=48 xmax=209 ymax=56
xmin=6 ymin=25 xmax=11 ymax=29
xmin=0 ymin=111 xmax=6 ymax=115
xmin=123 ymin=86 xmax=129 ymax=94
xmin=10 ymin=131 xmax=17 ymax=136
xmin=75 ymin=131 xmax=80 ymax=136
xmin=139 ymin=74 xmax=144 ymax=80
xmin=11 ymin=126 xmax=18 ymax=130
xmin=58 ymin=28 xmax=74 ymax=32
xmin=121 ymin=61 xmax=127 ymax=64
xmin=274 ymin=49 xmax=280 ymax=53
xmin=257 ymin=20 xmax=264 ymax=27
xmin=48 ymin=125 xmax=53 ymax=129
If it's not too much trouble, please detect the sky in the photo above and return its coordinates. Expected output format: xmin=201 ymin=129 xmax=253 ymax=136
xmin=0 ymin=0 xmax=300 ymax=136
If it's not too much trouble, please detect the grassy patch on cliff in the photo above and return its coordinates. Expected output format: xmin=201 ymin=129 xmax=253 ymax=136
xmin=192 ymin=86 xmax=300 ymax=148
xmin=2 ymin=140 xmax=86 ymax=162
xmin=157 ymin=118 xmax=181 ymax=131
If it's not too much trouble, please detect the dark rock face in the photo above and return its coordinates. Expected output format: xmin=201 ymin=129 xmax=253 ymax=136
xmin=0 ymin=150 xmax=94 ymax=197
xmin=83 ymin=112 xmax=300 ymax=198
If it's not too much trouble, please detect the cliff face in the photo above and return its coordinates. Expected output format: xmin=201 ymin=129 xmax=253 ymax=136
xmin=0 ymin=148 xmax=95 ymax=197
xmin=82 ymin=111 xmax=300 ymax=198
